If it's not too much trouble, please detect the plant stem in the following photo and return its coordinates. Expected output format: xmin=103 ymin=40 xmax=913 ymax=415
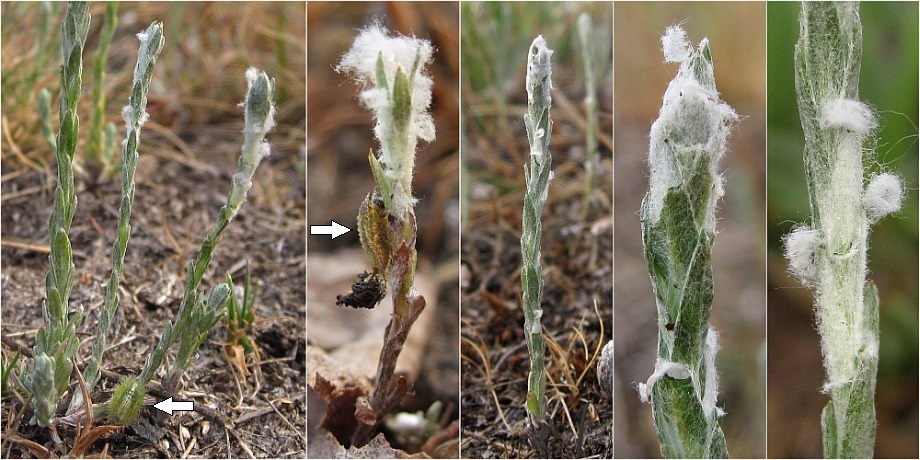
xmin=788 ymin=3 xmax=889 ymax=457
xmin=521 ymin=35 xmax=553 ymax=425
xmin=138 ymin=68 xmax=275 ymax=389
xmin=335 ymin=25 xmax=433 ymax=447
xmin=25 ymin=0 xmax=91 ymax=428
xmin=83 ymin=20 xmax=164 ymax=396
xmin=639 ymin=26 xmax=735 ymax=459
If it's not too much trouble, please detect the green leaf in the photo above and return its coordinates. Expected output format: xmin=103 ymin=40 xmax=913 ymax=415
xmin=392 ymin=64 xmax=412 ymax=136
xmin=652 ymin=375 xmax=728 ymax=459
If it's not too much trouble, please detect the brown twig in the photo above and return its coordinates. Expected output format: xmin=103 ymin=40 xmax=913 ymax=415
xmin=350 ymin=213 xmax=427 ymax=447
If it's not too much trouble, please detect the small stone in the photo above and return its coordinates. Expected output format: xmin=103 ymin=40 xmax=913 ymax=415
xmin=597 ymin=340 xmax=614 ymax=399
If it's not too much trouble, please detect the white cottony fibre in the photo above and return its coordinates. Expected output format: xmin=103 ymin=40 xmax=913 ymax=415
xmin=646 ymin=26 xmax=737 ymax=229
xmin=819 ymin=98 xmax=877 ymax=138
xmin=121 ymin=105 xmax=149 ymax=128
xmin=336 ymin=23 xmax=435 ymax=217
xmin=245 ymin=67 xmax=260 ymax=86
xmin=230 ymin=67 xmax=275 ymax=210
xmin=132 ymin=24 xmax=162 ymax=89
xmin=863 ymin=173 xmax=903 ymax=222
xmin=526 ymin=35 xmax=554 ymax=101
xmin=661 ymin=25 xmax=691 ymax=63
xmin=531 ymin=309 xmax=543 ymax=334
xmin=336 ymin=24 xmax=435 ymax=147
xmin=783 ymin=225 xmax=821 ymax=287
xmin=701 ymin=328 xmax=722 ymax=420
xmin=337 ymin=24 xmax=434 ymax=93
xmin=524 ymin=35 xmax=553 ymax=166
xmin=125 ymin=24 xmax=161 ymax=129
xmin=640 ymin=331 xmax=725 ymax=421
xmin=639 ymin=359 xmax=691 ymax=403
xmin=133 ymin=30 xmax=150 ymax=86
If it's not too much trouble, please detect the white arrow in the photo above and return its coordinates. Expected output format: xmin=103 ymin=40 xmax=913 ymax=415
xmin=154 ymin=397 xmax=195 ymax=415
xmin=310 ymin=220 xmax=351 ymax=239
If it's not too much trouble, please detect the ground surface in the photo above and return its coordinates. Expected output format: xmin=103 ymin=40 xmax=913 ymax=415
xmin=1 ymin=3 xmax=306 ymax=457
xmin=460 ymin=216 xmax=613 ymax=459
xmin=1 ymin=148 xmax=306 ymax=458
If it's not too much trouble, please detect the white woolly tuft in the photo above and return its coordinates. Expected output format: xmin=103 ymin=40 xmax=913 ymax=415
xmin=819 ymin=98 xmax=877 ymax=137
xmin=526 ymin=35 xmax=554 ymax=101
xmin=416 ymin=112 xmax=435 ymax=143
xmin=531 ymin=309 xmax=543 ymax=334
xmin=863 ymin=331 xmax=879 ymax=361
xmin=335 ymin=24 xmax=435 ymax=143
xmin=133 ymin=24 xmax=162 ymax=89
xmin=701 ymin=327 xmax=722 ymax=420
xmin=639 ymin=359 xmax=691 ymax=403
xmin=122 ymin=104 xmax=149 ymax=129
xmin=637 ymin=382 xmax=650 ymax=403
xmin=122 ymin=105 xmax=134 ymax=125
xmin=258 ymin=142 xmax=271 ymax=161
xmin=647 ymin=26 xmax=737 ymax=227
xmin=134 ymin=31 xmax=151 ymax=86
xmin=783 ymin=225 xmax=822 ymax=287
xmin=662 ymin=25 xmax=691 ymax=63
xmin=863 ymin=172 xmax=902 ymax=222
xmin=245 ymin=67 xmax=259 ymax=85
xmin=337 ymin=23 xmax=434 ymax=88
xmin=336 ymin=23 xmax=435 ymax=217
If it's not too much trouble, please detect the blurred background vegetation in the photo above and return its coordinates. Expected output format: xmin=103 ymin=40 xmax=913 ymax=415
xmin=614 ymin=2 xmax=766 ymax=458
xmin=767 ymin=2 xmax=918 ymax=458
xmin=1 ymin=2 xmax=305 ymax=178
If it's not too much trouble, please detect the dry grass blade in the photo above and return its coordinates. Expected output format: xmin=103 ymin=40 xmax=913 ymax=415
xmin=69 ymin=360 xmax=123 ymax=458
xmin=460 ymin=319 xmax=510 ymax=431
xmin=1 ymin=431 xmax=52 ymax=459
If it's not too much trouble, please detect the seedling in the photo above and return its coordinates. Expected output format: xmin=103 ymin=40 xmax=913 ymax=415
xmin=22 ymin=2 xmax=94 ymax=427
xmin=224 ymin=264 xmax=262 ymax=378
xmin=782 ymin=3 xmax=902 ymax=457
xmin=14 ymin=1 xmax=276 ymax=434
xmin=637 ymin=25 xmax=736 ymax=458
xmin=520 ymin=35 xmax=553 ymax=436
xmin=334 ymin=22 xmax=433 ymax=447
xmin=116 ymin=67 xmax=276 ymax=421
